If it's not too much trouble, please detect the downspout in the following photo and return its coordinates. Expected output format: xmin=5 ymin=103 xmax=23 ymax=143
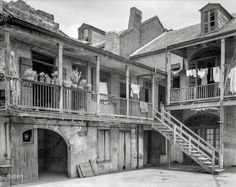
xmin=136 ymin=125 xmax=139 ymax=169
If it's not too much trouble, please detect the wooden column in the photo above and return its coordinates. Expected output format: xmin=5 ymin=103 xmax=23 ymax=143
xmin=219 ymin=38 xmax=225 ymax=169
xmin=4 ymin=29 xmax=10 ymax=108
xmin=87 ymin=62 xmax=92 ymax=85
xmin=58 ymin=43 xmax=63 ymax=113
xmin=152 ymin=74 xmax=155 ymax=113
xmin=126 ymin=66 xmax=130 ymax=117
xmin=166 ymin=51 xmax=171 ymax=105
xmin=96 ymin=56 xmax=100 ymax=115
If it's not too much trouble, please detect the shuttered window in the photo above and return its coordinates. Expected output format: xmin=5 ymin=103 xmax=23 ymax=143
xmin=97 ymin=130 xmax=110 ymax=162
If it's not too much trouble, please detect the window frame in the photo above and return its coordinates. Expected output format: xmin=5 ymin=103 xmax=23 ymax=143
xmin=203 ymin=9 xmax=217 ymax=34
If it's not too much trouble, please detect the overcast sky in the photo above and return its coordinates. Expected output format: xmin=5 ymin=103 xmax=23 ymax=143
xmin=6 ymin=0 xmax=235 ymax=38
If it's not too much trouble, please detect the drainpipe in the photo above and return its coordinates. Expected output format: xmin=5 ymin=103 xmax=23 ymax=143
xmin=136 ymin=125 xmax=139 ymax=169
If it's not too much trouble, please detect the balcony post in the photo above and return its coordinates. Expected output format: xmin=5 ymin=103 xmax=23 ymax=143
xmin=126 ymin=65 xmax=130 ymax=117
xmin=152 ymin=74 xmax=155 ymax=115
xmin=4 ymin=29 xmax=10 ymax=108
xmin=58 ymin=43 xmax=63 ymax=113
xmin=219 ymin=38 xmax=225 ymax=169
xmin=166 ymin=51 xmax=171 ymax=105
xmin=96 ymin=56 xmax=100 ymax=115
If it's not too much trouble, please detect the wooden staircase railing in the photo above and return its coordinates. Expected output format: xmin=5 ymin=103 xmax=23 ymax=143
xmin=152 ymin=107 xmax=220 ymax=174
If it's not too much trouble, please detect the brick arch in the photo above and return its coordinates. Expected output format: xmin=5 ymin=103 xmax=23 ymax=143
xmin=22 ymin=125 xmax=72 ymax=178
xmin=184 ymin=112 xmax=219 ymax=127
xmin=189 ymin=46 xmax=220 ymax=62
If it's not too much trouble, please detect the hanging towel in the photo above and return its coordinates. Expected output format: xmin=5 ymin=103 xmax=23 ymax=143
xmin=140 ymin=101 xmax=148 ymax=113
xmin=186 ymin=69 xmax=196 ymax=77
xmin=198 ymin=69 xmax=206 ymax=79
xmin=201 ymin=68 xmax=208 ymax=85
xmin=99 ymin=82 xmax=108 ymax=101
xmin=213 ymin=67 xmax=220 ymax=82
xmin=130 ymin=83 xmax=140 ymax=99
xmin=229 ymin=67 xmax=236 ymax=92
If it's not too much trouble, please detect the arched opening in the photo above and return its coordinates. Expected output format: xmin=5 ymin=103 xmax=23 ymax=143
xmin=37 ymin=129 xmax=68 ymax=178
xmin=184 ymin=112 xmax=220 ymax=164
xmin=188 ymin=47 xmax=221 ymax=99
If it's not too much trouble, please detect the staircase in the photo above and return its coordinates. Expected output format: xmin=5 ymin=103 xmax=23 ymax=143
xmin=152 ymin=107 xmax=223 ymax=174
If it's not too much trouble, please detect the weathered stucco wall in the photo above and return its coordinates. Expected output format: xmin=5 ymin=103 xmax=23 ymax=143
xmin=10 ymin=119 xmax=144 ymax=180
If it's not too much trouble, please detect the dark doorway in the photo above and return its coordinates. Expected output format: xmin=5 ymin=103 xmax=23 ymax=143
xmin=38 ymin=129 xmax=68 ymax=177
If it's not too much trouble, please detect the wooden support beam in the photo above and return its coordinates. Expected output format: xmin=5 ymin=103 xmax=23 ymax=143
xmin=96 ymin=56 xmax=100 ymax=115
xmin=152 ymin=74 xmax=155 ymax=113
xmin=220 ymin=38 xmax=225 ymax=101
xmin=58 ymin=43 xmax=63 ymax=113
xmin=166 ymin=51 xmax=171 ymax=106
xmin=126 ymin=66 xmax=130 ymax=117
xmin=219 ymin=38 xmax=225 ymax=169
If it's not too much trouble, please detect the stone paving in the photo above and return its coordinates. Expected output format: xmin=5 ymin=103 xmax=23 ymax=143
xmin=13 ymin=166 xmax=236 ymax=187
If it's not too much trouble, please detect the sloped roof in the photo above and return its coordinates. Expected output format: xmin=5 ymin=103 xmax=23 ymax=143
xmin=3 ymin=0 xmax=66 ymax=36
xmin=130 ymin=13 xmax=236 ymax=58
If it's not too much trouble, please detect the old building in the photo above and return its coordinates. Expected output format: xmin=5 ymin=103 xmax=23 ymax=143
xmin=0 ymin=0 xmax=167 ymax=185
xmin=131 ymin=2 xmax=236 ymax=173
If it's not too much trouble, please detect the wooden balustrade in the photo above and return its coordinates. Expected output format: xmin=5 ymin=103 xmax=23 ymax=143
xmin=171 ymin=83 xmax=220 ymax=103
xmin=3 ymin=78 xmax=153 ymax=120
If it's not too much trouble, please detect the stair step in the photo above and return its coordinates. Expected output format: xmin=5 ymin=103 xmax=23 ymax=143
xmin=202 ymin=161 xmax=212 ymax=165
xmin=192 ymin=154 xmax=203 ymax=157
xmin=198 ymin=157 xmax=209 ymax=161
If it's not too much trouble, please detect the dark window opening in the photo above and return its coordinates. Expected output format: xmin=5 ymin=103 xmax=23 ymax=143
xmin=203 ymin=9 xmax=216 ymax=34
xmin=23 ymin=130 xmax=33 ymax=143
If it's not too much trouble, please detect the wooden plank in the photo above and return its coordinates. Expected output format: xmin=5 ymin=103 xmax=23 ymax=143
xmin=78 ymin=162 xmax=94 ymax=177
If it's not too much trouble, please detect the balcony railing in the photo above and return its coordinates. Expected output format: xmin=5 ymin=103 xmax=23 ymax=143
xmin=0 ymin=78 xmax=153 ymax=120
xmin=170 ymin=83 xmax=220 ymax=103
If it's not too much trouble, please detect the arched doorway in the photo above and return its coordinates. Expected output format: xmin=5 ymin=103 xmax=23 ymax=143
xmin=37 ymin=129 xmax=68 ymax=178
xmin=184 ymin=112 xmax=220 ymax=164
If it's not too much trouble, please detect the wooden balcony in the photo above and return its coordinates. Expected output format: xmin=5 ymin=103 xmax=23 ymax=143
xmin=170 ymin=83 xmax=220 ymax=103
xmin=0 ymin=78 xmax=153 ymax=122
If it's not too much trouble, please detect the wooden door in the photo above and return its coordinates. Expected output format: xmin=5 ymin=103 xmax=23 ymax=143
xmin=11 ymin=126 xmax=38 ymax=185
xmin=118 ymin=131 xmax=131 ymax=170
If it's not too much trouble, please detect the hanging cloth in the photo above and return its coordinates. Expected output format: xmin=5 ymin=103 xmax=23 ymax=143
xmin=198 ymin=69 xmax=206 ymax=79
xmin=201 ymin=68 xmax=208 ymax=85
xmin=229 ymin=67 xmax=236 ymax=92
xmin=213 ymin=67 xmax=220 ymax=82
xmin=186 ymin=69 xmax=196 ymax=77
xmin=140 ymin=101 xmax=148 ymax=113
xmin=99 ymin=82 xmax=108 ymax=100
xmin=130 ymin=83 xmax=140 ymax=99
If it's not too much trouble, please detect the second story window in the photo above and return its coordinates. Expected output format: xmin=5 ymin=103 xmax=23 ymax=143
xmin=203 ymin=9 xmax=216 ymax=34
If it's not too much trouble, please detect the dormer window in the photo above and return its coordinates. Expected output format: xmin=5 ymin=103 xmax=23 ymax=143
xmin=203 ymin=9 xmax=216 ymax=33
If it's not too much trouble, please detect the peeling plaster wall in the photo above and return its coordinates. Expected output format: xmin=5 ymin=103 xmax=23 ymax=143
xmin=10 ymin=120 xmax=144 ymax=179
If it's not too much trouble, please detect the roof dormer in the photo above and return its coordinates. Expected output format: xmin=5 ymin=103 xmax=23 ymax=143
xmin=200 ymin=3 xmax=233 ymax=35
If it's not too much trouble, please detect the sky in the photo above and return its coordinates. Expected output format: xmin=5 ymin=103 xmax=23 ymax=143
xmin=5 ymin=0 xmax=236 ymax=38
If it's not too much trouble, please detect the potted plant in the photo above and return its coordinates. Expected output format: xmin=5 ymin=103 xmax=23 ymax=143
xmin=70 ymin=69 xmax=82 ymax=89
xmin=78 ymin=79 xmax=86 ymax=90
xmin=45 ymin=74 xmax=51 ymax=84
xmin=63 ymin=80 xmax=72 ymax=88
xmin=39 ymin=72 xmax=45 ymax=82
xmin=24 ymin=69 xmax=37 ymax=81
xmin=51 ymin=71 xmax=59 ymax=85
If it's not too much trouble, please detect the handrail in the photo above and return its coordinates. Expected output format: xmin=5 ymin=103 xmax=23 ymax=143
xmin=153 ymin=108 xmax=219 ymax=162
xmin=161 ymin=108 xmax=218 ymax=154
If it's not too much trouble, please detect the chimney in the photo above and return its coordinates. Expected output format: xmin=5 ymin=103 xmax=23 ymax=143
xmin=128 ymin=7 xmax=142 ymax=30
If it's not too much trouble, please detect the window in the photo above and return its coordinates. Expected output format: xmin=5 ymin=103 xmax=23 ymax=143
xmin=22 ymin=130 xmax=33 ymax=143
xmin=97 ymin=130 xmax=110 ymax=162
xmin=203 ymin=9 xmax=216 ymax=33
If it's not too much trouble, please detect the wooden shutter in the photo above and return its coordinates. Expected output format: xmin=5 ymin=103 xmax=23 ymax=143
xmin=19 ymin=57 xmax=32 ymax=79
xmin=63 ymin=68 xmax=67 ymax=80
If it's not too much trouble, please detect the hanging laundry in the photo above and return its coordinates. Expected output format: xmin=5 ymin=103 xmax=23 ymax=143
xmin=201 ymin=68 xmax=208 ymax=85
xmin=186 ymin=69 xmax=196 ymax=77
xmin=99 ymin=82 xmax=108 ymax=101
xmin=229 ymin=67 xmax=236 ymax=92
xmin=130 ymin=83 xmax=140 ymax=99
xmin=213 ymin=67 xmax=220 ymax=82
xmin=198 ymin=69 xmax=206 ymax=79
xmin=140 ymin=101 xmax=148 ymax=113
